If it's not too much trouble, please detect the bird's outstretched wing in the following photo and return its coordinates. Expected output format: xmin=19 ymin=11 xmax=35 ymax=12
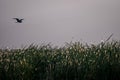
xmin=13 ymin=18 xmax=18 ymax=20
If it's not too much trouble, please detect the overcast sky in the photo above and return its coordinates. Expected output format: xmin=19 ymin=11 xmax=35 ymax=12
xmin=0 ymin=0 xmax=120 ymax=48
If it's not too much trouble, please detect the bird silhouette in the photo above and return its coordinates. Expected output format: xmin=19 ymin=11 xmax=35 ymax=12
xmin=13 ymin=18 xmax=24 ymax=23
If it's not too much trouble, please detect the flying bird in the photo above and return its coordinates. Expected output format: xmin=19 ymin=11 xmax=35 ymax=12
xmin=13 ymin=18 xmax=24 ymax=23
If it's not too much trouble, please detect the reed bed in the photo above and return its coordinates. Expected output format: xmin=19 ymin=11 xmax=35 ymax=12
xmin=0 ymin=41 xmax=120 ymax=80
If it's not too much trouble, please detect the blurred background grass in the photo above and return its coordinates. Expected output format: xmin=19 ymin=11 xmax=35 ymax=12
xmin=0 ymin=40 xmax=120 ymax=80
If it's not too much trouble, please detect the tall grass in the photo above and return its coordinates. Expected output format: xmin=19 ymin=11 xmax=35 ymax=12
xmin=0 ymin=41 xmax=120 ymax=80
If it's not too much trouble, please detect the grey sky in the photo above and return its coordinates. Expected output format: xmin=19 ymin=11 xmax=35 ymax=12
xmin=0 ymin=0 xmax=120 ymax=48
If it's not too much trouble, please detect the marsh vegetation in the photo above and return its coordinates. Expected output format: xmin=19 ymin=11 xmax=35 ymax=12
xmin=0 ymin=41 xmax=120 ymax=80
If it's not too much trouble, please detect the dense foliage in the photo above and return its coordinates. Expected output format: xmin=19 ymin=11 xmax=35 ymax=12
xmin=0 ymin=41 xmax=120 ymax=80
